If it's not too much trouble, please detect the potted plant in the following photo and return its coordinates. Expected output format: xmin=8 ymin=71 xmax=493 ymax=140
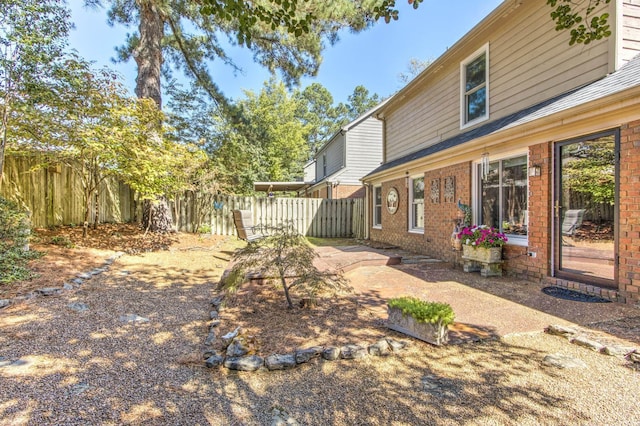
xmin=387 ymin=296 xmax=455 ymax=346
xmin=457 ymin=225 xmax=508 ymax=263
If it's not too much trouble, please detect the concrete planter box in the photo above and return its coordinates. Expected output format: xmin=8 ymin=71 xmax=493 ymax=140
xmin=462 ymin=245 xmax=502 ymax=263
xmin=461 ymin=245 xmax=503 ymax=277
xmin=387 ymin=307 xmax=449 ymax=346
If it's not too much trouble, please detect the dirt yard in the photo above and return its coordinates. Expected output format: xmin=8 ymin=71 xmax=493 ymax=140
xmin=1 ymin=224 xmax=639 ymax=425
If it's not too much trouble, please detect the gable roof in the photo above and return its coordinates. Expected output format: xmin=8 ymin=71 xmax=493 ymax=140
xmin=314 ymin=96 xmax=392 ymax=157
xmin=365 ymin=53 xmax=640 ymax=179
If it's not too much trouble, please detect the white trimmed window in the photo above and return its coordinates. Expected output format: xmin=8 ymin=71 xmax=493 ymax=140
xmin=373 ymin=185 xmax=382 ymax=228
xmin=461 ymin=44 xmax=489 ymax=128
xmin=476 ymin=154 xmax=528 ymax=245
xmin=409 ymin=176 xmax=424 ymax=232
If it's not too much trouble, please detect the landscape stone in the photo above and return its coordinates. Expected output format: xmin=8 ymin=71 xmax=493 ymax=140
xmin=0 ymin=299 xmax=10 ymax=309
xmin=295 ymin=346 xmax=323 ymax=364
xmin=37 ymin=287 xmax=62 ymax=296
xmin=386 ymin=339 xmax=408 ymax=352
xmin=226 ymin=336 xmax=252 ymax=357
xmin=571 ymin=336 xmax=606 ymax=352
xmin=627 ymin=351 xmax=640 ymax=363
xmin=209 ymin=310 xmax=219 ymax=320
xmin=205 ymin=354 xmax=225 ymax=368
xmin=368 ymin=339 xmax=392 ymax=356
xmin=72 ymin=278 xmax=84 ymax=285
xmin=63 ymin=283 xmax=74 ymax=290
xmin=322 ymin=347 xmax=340 ymax=361
xmin=77 ymin=272 xmax=92 ymax=280
xmin=209 ymin=320 xmax=221 ymax=329
xmin=119 ymin=314 xmax=149 ymax=323
xmin=271 ymin=406 xmax=300 ymax=426
xmin=90 ymin=268 xmax=106 ymax=275
xmin=203 ymin=350 xmax=216 ymax=360
xmin=542 ymin=353 xmax=587 ymax=369
xmin=204 ymin=331 xmax=216 ymax=346
xmin=265 ymin=354 xmax=297 ymax=370
xmin=221 ymin=327 xmax=241 ymax=346
xmin=224 ymin=355 xmax=264 ymax=371
xmin=602 ymin=345 xmax=636 ymax=357
xmin=67 ymin=302 xmax=89 ymax=312
xmin=340 ymin=345 xmax=367 ymax=360
xmin=545 ymin=324 xmax=578 ymax=338
xmin=211 ymin=296 xmax=224 ymax=308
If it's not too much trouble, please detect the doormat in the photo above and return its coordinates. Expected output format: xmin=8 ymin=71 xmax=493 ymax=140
xmin=542 ymin=286 xmax=611 ymax=303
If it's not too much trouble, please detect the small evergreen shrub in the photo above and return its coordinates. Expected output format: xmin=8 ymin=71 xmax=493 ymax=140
xmin=50 ymin=235 xmax=75 ymax=248
xmin=0 ymin=196 xmax=42 ymax=284
xmin=388 ymin=296 xmax=455 ymax=326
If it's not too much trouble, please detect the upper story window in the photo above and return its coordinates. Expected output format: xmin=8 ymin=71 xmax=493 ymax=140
xmin=409 ymin=176 xmax=424 ymax=232
xmin=322 ymin=153 xmax=327 ymax=177
xmin=476 ymin=154 xmax=528 ymax=245
xmin=461 ymin=44 xmax=489 ymax=128
xmin=373 ymin=185 xmax=382 ymax=228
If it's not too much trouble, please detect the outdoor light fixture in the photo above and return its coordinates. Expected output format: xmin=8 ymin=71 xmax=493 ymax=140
xmin=529 ymin=165 xmax=541 ymax=177
xmin=481 ymin=152 xmax=490 ymax=179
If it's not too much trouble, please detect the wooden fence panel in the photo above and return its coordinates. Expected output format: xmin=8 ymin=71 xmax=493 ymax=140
xmin=205 ymin=195 xmax=363 ymax=238
xmin=1 ymin=155 xmax=136 ymax=228
xmin=2 ymin=156 xmax=365 ymax=236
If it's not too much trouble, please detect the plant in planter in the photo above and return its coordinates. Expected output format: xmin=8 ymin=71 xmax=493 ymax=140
xmin=458 ymin=225 xmax=508 ymax=275
xmin=387 ymin=296 xmax=455 ymax=346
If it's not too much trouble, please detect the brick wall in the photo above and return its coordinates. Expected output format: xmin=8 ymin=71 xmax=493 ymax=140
xmin=334 ymin=185 xmax=365 ymax=199
xmin=619 ymin=119 xmax=640 ymax=303
xmin=423 ymin=163 xmax=472 ymax=263
xmin=368 ymin=128 xmax=640 ymax=304
xmin=370 ymin=177 xmax=425 ymax=253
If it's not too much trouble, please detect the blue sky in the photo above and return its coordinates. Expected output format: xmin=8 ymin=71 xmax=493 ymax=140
xmin=68 ymin=0 xmax=504 ymax=104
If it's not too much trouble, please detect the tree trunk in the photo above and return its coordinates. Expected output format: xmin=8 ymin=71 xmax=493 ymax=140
xmin=134 ymin=1 xmax=174 ymax=232
xmin=142 ymin=197 xmax=173 ymax=233
xmin=134 ymin=0 xmax=163 ymax=108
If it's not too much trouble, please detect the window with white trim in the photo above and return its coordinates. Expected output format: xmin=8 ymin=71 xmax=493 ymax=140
xmin=373 ymin=186 xmax=382 ymax=228
xmin=461 ymin=44 xmax=489 ymax=127
xmin=409 ymin=176 xmax=424 ymax=231
xmin=477 ymin=154 xmax=528 ymax=242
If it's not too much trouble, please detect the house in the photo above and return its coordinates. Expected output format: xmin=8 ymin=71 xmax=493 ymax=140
xmin=302 ymin=101 xmax=387 ymax=199
xmin=362 ymin=0 xmax=640 ymax=304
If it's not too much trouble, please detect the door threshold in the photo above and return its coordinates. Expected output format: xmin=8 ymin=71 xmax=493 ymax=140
xmin=544 ymin=277 xmax=624 ymax=303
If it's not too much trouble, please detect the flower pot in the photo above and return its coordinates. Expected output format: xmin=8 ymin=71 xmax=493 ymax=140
xmin=462 ymin=245 xmax=502 ymax=263
xmin=387 ymin=306 xmax=449 ymax=346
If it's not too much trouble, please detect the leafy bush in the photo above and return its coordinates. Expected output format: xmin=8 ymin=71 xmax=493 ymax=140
xmin=50 ymin=235 xmax=75 ymax=248
xmin=387 ymin=296 xmax=455 ymax=326
xmin=197 ymin=224 xmax=212 ymax=234
xmin=0 ymin=197 xmax=42 ymax=284
xmin=220 ymin=223 xmax=351 ymax=309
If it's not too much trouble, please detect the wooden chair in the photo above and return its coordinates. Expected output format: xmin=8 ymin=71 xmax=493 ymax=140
xmin=232 ymin=210 xmax=264 ymax=242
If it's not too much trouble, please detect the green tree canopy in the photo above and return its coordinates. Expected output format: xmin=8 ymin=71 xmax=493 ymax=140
xmin=0 ymin=0 xmax=73 ymax=185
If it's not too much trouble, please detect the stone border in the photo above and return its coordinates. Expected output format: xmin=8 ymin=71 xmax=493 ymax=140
xmin=0 ymin=252 xmax=125 ymax=310
xmin=203 ymin=296 xmax=409 ymax=372
xmin=545 ymin=324 xmax=640 ymax=366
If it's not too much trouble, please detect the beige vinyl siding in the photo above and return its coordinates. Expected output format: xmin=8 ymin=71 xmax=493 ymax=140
xmin=385 ymin=68 xmax=460 ymax=160
xmin=385 ymin=0 xmax=610 ymax=163
xmin=622 ymin=1 xmax=640 ymax=63
xmin=343 ymin=117 xmax=383 ymax=184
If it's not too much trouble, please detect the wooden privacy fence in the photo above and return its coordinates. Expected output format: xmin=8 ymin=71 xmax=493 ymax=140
xmin=208 ymin=195 xmax=366 ymax=239
xmin=1 ymin=155 xmax=366 ymax=237
xmin=1 ymin=155 xmax=136 ymax=228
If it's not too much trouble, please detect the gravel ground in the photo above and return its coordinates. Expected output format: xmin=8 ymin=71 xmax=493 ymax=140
xmin=1 ymin=237 xmax=640 ymax=425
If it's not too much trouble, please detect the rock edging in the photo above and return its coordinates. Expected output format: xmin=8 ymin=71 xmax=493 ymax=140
xmin=545 ymin=324 xmax=640 ymax=366
xmin=0 ymin=252 xmax=125 ymax=310
xmin=203 ymin=296 xmax=409 ymax=372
